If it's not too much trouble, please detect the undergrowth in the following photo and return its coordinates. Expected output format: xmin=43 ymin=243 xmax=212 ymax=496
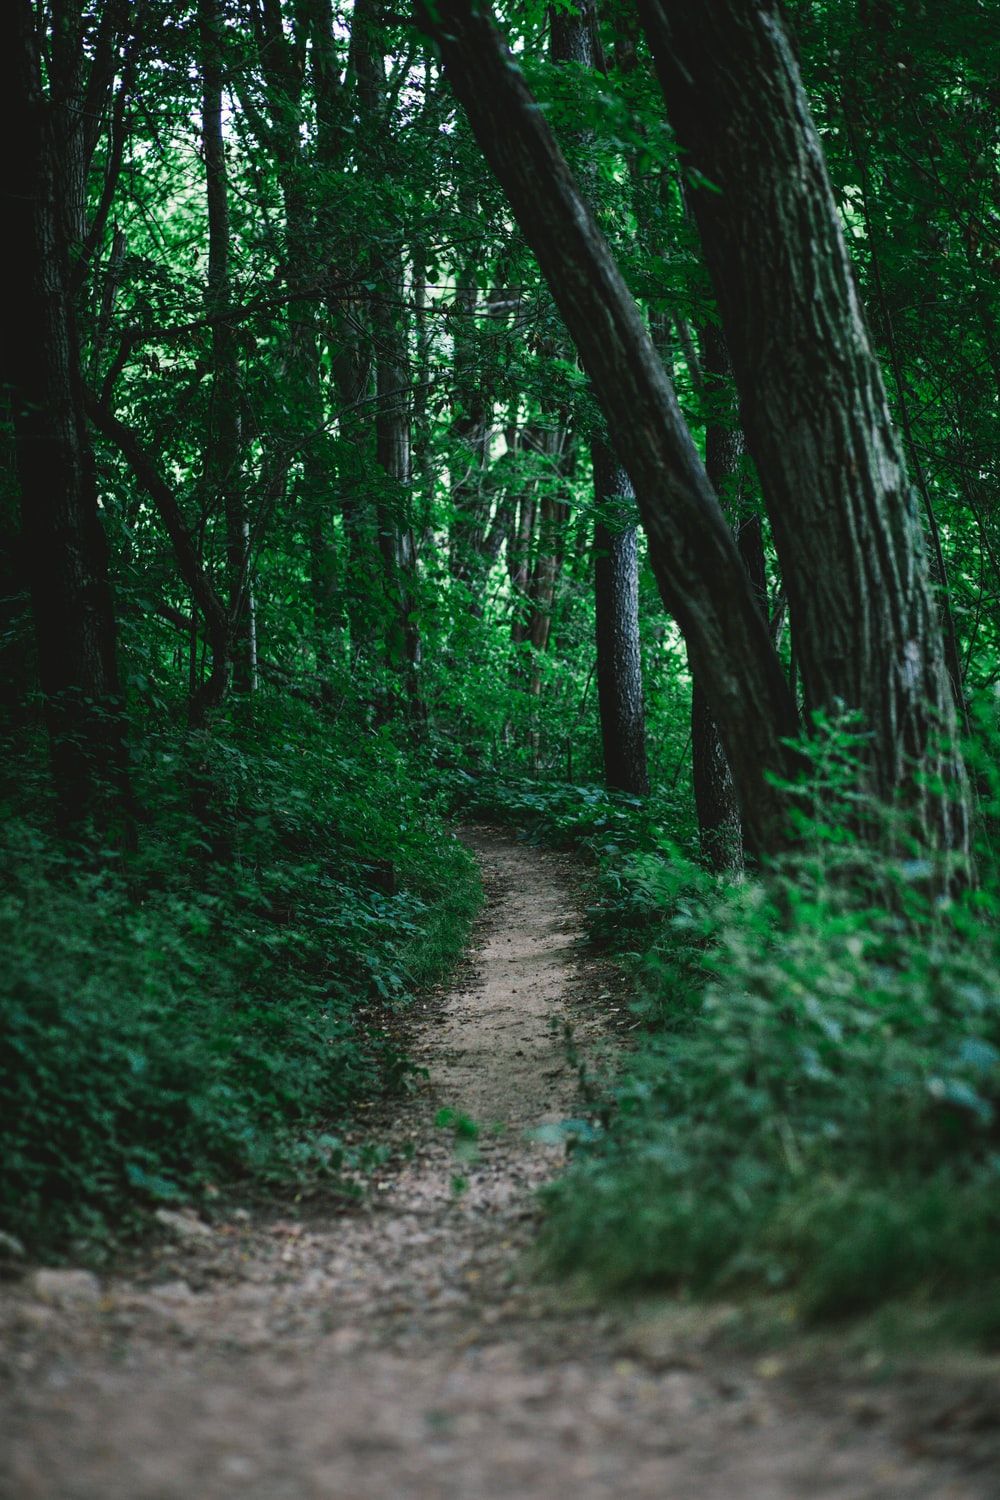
xmin=453 ymin=713 xmax=1000 ymax=1338
xmin=0 ymin=697 xmax=479 ymax=1260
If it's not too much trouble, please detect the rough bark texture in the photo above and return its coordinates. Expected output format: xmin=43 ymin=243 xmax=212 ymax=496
xmin=416 ymin=0 xmax=799 ymax=855
xmin=550 ymin=0 xmax=604 ymax=68
xmin=639 ymin=0 xmax=971 ymax=862
xmin=592 ymin=441 xmax=650 ymax=795
xmin=1 ymin=0 xmax=130 ymax=836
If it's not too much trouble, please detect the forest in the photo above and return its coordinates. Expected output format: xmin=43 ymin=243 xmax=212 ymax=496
xmin=3 ymin=0 xmax=1000 ymax=1383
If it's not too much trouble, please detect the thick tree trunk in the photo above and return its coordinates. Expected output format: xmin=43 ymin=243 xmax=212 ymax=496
xmin=844 ymin=108 xmax=969 ymax=735
xmin=1 ymin=1 xmax=131 ymax=839
xmin=639 ymin=0 xmax=971 ymax=864
xmin=416 ymin=0 xmax=799 ymax=856
xmin=592 ymin=441 xmax=649 ymax=795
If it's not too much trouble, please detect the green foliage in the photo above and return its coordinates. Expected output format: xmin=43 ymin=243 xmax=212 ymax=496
xmin=528 ymin=713 xmax=1000 ymax=1333
xmin=5 ymin=0 xmax=999 ymax=1341
xmin=0 ymin=701 xmax=479 ymax=1258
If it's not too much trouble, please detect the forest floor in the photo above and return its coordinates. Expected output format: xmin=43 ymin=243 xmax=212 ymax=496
xmin=2 ymin=829 xmax=1000 ymax=1499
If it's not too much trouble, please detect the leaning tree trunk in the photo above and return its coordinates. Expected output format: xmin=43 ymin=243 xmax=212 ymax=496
xmin=638 ymin=0 xmax=971 ymax=865
xmin=1 ymin=0 xmax=131 ymax=841
xmin=592 ymin=441 xmax=649 ymax=795
xmin=416 ymin=0 xmax=799 ymax=857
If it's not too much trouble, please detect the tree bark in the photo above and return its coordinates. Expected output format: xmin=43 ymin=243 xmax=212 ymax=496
xmin=638 ymin=0 xmax=971 ymax=863
xmin=415 ymin=0 xmax=799 ymax=856
xmin=592 ymin=441 xmax=650 ymax=795
xmin=1 ymin=0 xmax=131 ymax=839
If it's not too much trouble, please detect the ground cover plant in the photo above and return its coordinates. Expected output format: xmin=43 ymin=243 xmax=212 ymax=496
xmin=455 ymin=725 xmax=1000 ymax=1335
xmin=1 ymin=701 xmax=479 ymax=1256
xmin=2 ymin=0 xmax=1000 ymax=1347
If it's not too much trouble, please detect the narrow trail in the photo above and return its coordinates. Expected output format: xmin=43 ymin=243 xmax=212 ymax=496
xmin=2 ymin=831 xmax=997 ymax=1498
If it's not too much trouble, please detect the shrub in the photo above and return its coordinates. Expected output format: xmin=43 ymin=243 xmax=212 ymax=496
xmin=534 ymin=712 xmax=1000 ymax=1329
xmin=0 ymin=701 xmax=479 ymax=1258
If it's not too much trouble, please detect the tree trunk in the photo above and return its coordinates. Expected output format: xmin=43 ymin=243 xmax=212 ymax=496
xmin=689 ymin=327 xmax=756 ymax=871
xmin=639 ymin=0 xmax=971 ymax=864
xmin=449 ymin=228 xmax=491 ymax=588
xmin=592 ymin=441 xmax=649 ymax=795
xmin=416 ymin=0 xmax=799 ymax=857
xmin=508 ymin=470 xmax=536 ymax=649
xmin=200 ymin=0 xmax=255 ymax=694
xmin=549 ymin=0 xmax=649 ymax=799
xmin=242 ymin=1 xmax=341 ymax=676
xmin=1 ymin=0 xmax=131 ymax=840
xmin=374 ymin=258 xmax=424 ymax=730
xmin=524 ymin=425 xmax=570 ymax=657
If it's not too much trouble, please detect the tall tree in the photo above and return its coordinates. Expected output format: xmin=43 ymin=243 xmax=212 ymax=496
xmin=416 ymin=0 xmax=799 ymax=856
xmin=638 ymin=0 xmax=971 ymax=861
xmin=1 ymin=0 xmax=132 ymax=839
xmin=549 ymin=0 xmax=649 ymax=797
xmin=592 ymin=442 xmax=649 ymax=794
xmin=688 ymin=326 xmax=765 ymax=870
xmin=200 ymin=0 xmax=256 ymax=693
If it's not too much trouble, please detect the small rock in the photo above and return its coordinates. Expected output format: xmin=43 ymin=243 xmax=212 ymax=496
xmin=0 ymin=1230 xmax=26 ymax=1260
xmin=153 ymin=1279 xmax=194 ymax=1303
xmin=154 ymin=1209 xmax=213 ymax=1242
xmin=31 ymin=1268 xmax=101 ymax=1307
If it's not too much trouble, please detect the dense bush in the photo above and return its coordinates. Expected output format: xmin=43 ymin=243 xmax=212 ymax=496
xmin=458 ymin=723 xmax=1000 ymax=1332
xmin=0 ymin=700 xmax=479 ymax=1258
xmin=541 ymin=845 xmax=1000 ymax=1323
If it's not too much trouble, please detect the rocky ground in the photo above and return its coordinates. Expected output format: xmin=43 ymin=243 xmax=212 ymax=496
xmin=2 ymin=829 xmax=999 ymax=1499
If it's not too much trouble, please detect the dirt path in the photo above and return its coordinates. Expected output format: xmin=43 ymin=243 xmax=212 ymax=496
xmin=2 ymin=830 xmax=998 ymax=1499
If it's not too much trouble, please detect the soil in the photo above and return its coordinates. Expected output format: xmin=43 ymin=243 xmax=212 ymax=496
xmin=2 ymin=828 xmax=999 ymax=1499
